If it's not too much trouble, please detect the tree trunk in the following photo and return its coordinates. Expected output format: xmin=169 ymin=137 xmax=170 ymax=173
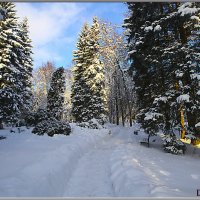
xmin=115 ymin=96 xmax=119 ymax=125
xmin=112 ymin=114 xmax=115 ymax=124
xmin=112 ymin=101 xmax=115 ymax=124
xmin=0 ymin=120 xmax=3 ymax=129
xmin=129 ymin=110 xmax=133 ymax=127
xmin=147 ymin=134 xmax=151 ymax=147
xmin=179 ymin=25 xmax=188 ymax=44
xmin=121 ymin=104 xmax=125 ymax=127
xmin=109 ymin=100 xmax=112 ymax=123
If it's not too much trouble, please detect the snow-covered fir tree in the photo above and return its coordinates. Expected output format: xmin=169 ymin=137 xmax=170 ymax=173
xmin=124 ymin=2 xmax=200 ymax=153
xmin=0 ymin=2 xmax=33 ymax=127
xmin=84 ymin=17 xmax=105 ymax=121
xmin=124 ymin=2 xmax=169 ymax=137
xmin=174 ymin=2 xmax=200 ymax=141
xmin=71 ymin=18 xmax=105 ymax=122
xmin=153 ymin=2 xmax=200 ymax=149
xmin=0 ymin=2 xmax=19 ymax=125
xmin=47 ymin=67 xmax=65 ymax=120
xmin=71 ymin=23 xmax=90 ymax=122
xmin=17 ymin=17 xmax=33 ymax=116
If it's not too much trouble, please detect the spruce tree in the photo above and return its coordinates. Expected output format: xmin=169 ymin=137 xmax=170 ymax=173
xmin=47 ymin=67 xmax=65 ymax=120
xmin=18 ymin=17 xmax=33 ymax=115
xmin=174 ymin=2 xmax=200 ymax=140
xmin=124 ymin=2 xmax=200 ymax=153
xmin=153 ymin=2 xmax=200 ymax=145
xmin=0 ymin=3 xmax=33 ymax=127
xmin=84 ymin=17 xmax=105 ymax=121
xmin=71 ymin=23 xmax=90 ymax=122
xmin=124 ymin=2 xmax=169 ymax=136
xmin=0 ymin=2 xmax=22 ymax=125
xmin=71 ymin=18 xmax=105 ymax=122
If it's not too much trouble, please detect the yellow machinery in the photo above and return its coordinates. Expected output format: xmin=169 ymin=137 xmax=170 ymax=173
xmin=179 ymin=104 xmax=200 ymax=148
xmin=176 ymin=83 xmax=200 ymax=148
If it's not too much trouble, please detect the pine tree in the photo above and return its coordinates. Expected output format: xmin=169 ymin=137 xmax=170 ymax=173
xmin=151 ymin=2 xmax=200 ymax=146
xmin=124 ymin=2 xmax=200 ymax=152
xmin=18 ymin=17 xmax=33 ymax=115
xmin=0 ymin=2 xmax=22 ymax=125
xmin=71 ymin=18 xmax=105 ymax=122
xmin=84 ymin=17 xmax=105 ymax=121
xmin=0 ymin=3 xmax=33 ymax=128
xmin=71 ymin=23 xmax=90 ymax=122
xmin=47 ymin=67 xmax=65 ymax=120
xmin=174 ymin=2 xmax=200 ymax=141
xmin=124 ymin=2 xmax=169 ymax=136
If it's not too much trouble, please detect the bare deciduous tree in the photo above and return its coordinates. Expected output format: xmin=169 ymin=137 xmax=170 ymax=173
xmin=32 ymin=61 xmax=56 ymax=111
xmin=99 ymin=20 xmax=136 ymax=126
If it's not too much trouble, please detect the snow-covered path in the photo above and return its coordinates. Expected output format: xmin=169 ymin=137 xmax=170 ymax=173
xmin=63 ymin=124 xmax=137 ymax=197
xmin=1 ymin=123 xmax=200 ymax=197
xmin=63 ymin=124 xmax=143 ymax=197
xmin=63 ymin=135 xmax=114 ymax=197
xmin=63 ymin=123 xmax=200 ymax=197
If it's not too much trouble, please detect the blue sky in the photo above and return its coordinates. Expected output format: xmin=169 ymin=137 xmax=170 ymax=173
xmin=16 ymin=2 xmax=127 ymax=69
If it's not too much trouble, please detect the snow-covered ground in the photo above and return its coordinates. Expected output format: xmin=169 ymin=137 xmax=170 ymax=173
xmin=0 ymin=123 xmax=200 ymax=197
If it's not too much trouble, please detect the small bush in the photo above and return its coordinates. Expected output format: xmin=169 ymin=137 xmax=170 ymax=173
xmin=98 ymin=114 xmax=108 ymax=125
xmin=34 ymin=109 xmax=48 ymax=124
xmin=163 ymin=135 xmax=186 ymax=154
xmin=24 ymin=113 xmax=35 ymax=126
xmin=32 ymin=118 xmax=71 ymax=137
xmin=24 ymin=109 xmax=48 ymax=126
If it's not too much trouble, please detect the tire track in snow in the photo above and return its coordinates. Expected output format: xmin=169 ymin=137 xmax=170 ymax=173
xmin=63 ymin=135 xmax=115 ymax=197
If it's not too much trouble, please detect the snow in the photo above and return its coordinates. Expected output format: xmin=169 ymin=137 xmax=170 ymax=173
xmin=1 ymin=123 xmax=200 ymax=197
xmin=144 ymin=112 xmax=162 ymax=121
xmin=191 ymin=74 xmax=200 ymax=80
xmin=135 ymin=41 xmax=144 ymax=46
xmin=177 ymin=94 xmax=190 ymax=103
xmin=178 ymin=3 xmax=199 ymax=16
xmin=195 ymin=122 xmax=200 ymax=128
xmin=191 ymin=15 xmax=200 ymax=21
xmin=154 ymin=96 xmax=168 ymax=103
xmin=0 ymin=63 xmax=4 ymax=69
xmin=0 ymin=125 xmax=108 ymax=197
xmin=176 ymin=71 xmax=184 ymax=78
xmin=154 ymin=25 xmax=162 ymax=31
xmin=144 ymin=26 xmax=153 ymax=32
xmin=63 ymin=134 xmax=114 ymax=197
xmin=128 ymin=50 xmax=137 ymax=55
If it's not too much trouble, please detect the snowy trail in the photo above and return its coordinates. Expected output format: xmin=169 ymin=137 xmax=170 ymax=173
xmin=1 ymin=124 xmax=200 ymax=197
xmin=62 ymin=124 xmax=146 ymax=197
xmin=61 ymin=125 xmax=156 ymax=197
xmin=63 ymin=124 xmax=200 ymax=197
xmin=63 ymin=135 xmax=115 ymax=197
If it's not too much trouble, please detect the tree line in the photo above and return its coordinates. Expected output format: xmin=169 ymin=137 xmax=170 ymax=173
xmin=0 ymin=2 xmax=200 ymax=154
xmin=31 ymin=18 xmax=136 ymax=126
xmin=0 ymin=2 xmax=135 ymax=135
